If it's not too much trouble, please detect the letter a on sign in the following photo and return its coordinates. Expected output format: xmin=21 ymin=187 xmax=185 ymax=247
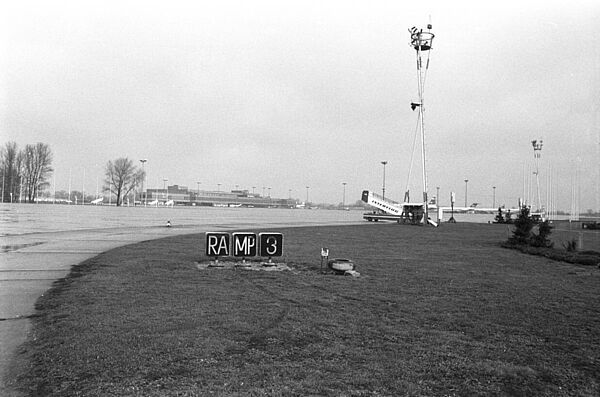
xmin=232 ymin=233 xmax=257 ymax=257
xmin=205 ymin=232 xmax=230 ymax=257
xmin=259 ymin=233 xmax=283 ymax=257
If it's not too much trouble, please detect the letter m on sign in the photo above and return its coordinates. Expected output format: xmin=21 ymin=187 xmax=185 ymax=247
xmin=232 ymin=233 xmax=257 ymax=257
xmin=205 ymin=232 xmax=230 ymax=257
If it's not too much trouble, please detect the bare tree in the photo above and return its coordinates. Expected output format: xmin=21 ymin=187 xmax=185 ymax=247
xmin=0 ymin=141 xmax=21 ymax=202
xmin=104 ymin=158 xmax=145 ymax=206
xmin=21 ymin=143 xmax=53 ymax=203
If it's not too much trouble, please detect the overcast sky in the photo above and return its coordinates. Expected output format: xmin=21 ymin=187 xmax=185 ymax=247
xmin=1 ymin=0 xmax=599 ymax=210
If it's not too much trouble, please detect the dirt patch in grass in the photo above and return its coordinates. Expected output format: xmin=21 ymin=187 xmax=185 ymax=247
xmin=13 ymin=223 xmax=600 ymax=396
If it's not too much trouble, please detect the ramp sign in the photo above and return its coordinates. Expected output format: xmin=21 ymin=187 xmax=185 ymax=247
xmin=205 ymin=232 xmax=283 ymax=258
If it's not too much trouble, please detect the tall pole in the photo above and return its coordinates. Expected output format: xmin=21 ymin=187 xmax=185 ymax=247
xmin=464 ymin=179 xmax=469 ymax=207
xmin=532 ymin=140 xmax=543 ymax=212
xmin=306 ymin=186 xmax=309 ymax=205
xmin=342 ymin=182 xmax=347 ymax=207
xmin=68 ymin=168 xmax=72 ymax=204
xmin=381 ymin=161 xmax=387 ymax=200
xmin=410 ymin=24 xmax=435 ymax=224
xmin=163 ymin=178 xmax=168 ymax=201
xmin=493 ymin=186 xmax=496 ymax=208
xmin=218 ymin=183 xmax=221 ymax=192
xmin=139 ymin=159 xmax=147 ymax=206
xmin=436 ymin=186 xmax=440 ymax=206
xmin=82 ymin=168 xmax=85 ymax=205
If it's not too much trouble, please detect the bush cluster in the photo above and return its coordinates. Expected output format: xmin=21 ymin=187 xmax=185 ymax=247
xmin=507 ymin=206 xmax=553 ymax=248
xmin=493 ymin=207 xmax=513 ymax=224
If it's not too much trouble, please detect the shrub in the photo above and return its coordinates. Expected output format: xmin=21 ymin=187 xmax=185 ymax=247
xmin=562 ymin=239 xmax=578 ymax=252
xmin=494 ymin=207 xmax=505 ymax=224
xmin=508 ymin=206 xmax=535 ymax=245
xmin=531 ymin=220 xmax=553 ymax=248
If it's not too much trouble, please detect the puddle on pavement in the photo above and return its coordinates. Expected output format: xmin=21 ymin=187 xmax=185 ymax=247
xmin=0 ymin=242 xmax=44 ymax=253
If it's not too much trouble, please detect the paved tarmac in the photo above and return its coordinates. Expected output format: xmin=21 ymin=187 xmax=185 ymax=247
xmin=0 ymin=218 xmax=365 ymax=395
xmin=0 ymin=226 xmax=191 ymax=395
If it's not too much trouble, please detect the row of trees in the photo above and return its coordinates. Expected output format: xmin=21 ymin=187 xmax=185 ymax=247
xmin=1 ymin=142 xmax=54 ymax=203
xmin=1 ymin=141 xmax=145 ymax=207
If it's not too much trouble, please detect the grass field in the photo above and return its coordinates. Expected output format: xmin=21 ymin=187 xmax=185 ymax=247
xmin=13 ymin=223 xmax=600 ymax=396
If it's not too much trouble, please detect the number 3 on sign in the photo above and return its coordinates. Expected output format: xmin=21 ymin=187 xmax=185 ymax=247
xmin=259 ymin=233 xmax=283 ymax=257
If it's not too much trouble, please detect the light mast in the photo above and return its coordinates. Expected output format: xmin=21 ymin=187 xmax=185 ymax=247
xmin=409 ymin=24 xmax=435 ymax=224
xmin=531 ymin=139 xmax=543 ymax=212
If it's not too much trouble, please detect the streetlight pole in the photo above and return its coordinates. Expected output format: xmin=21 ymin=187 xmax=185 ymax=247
xmin=218 ymin=183 xmax=221 ymax=192
xmin=163 ymin=178 xmax=168 ymax=201
xmin=436 ymin=186 xmax=440 ymax=206
xmin=342 ymin=182 xmax=347 ymax=208
xmin=531 ymin=139 xmax=543 ymax=212
xmin=306 ymin=186 xmax=309 ymax=205
xmin=464 ymin=179 xmax=469 ymax=207
xmin=139 ymin=159 xmax=147 ymax=206
xmin=493 ymin=186 xmax=496 ymax=208
xmin=381 ymin=161 xmax=387 ymax=200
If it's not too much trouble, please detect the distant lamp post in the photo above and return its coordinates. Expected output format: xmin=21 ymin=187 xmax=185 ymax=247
xmin=531 ymin=139 xmax=543 ymax=211
xmin=464 ymin=179 xmax=469 ymax=207
xmin=163 ymin=178 xmax=168 ymax=201
xmin=306 ymin=186 xmax=310 ymax=205
xmin=217 ymin=183 xmax=221 ymax=192
xmin=139 ymin=159 xmax=147 ymax=206
xmin=493 ymin=186 xmax=496 ymax=208
xmin=288 ymin=189 xmax=292 ymax=199
xmin=268 ymin=187 xmax=271 ymax=198
xmin=436 ymin=186 xmax=440 ymax=223
xmin=381 ymin=161 xmax=388 ymax=200
xmin=342 ymin=182 xmax=347 ymax=207
xmin=252 ymin=186 xmax=256 ymax=195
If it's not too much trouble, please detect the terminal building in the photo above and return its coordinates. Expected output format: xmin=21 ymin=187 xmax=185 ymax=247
xmin=144 ymin=185 xmax=298 ymax=208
